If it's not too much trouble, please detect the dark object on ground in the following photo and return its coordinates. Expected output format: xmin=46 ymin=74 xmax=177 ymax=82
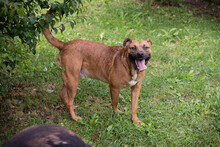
xmin=2 ymin=124 xmax=91 ymax=147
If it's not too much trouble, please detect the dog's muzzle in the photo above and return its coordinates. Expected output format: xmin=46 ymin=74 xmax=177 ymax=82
xmin=131 ymin=52 xmax=151 ymax=72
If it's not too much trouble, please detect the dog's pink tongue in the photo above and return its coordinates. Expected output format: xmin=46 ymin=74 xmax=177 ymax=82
xmin=135 ymin=60 xmax=147 ymax=72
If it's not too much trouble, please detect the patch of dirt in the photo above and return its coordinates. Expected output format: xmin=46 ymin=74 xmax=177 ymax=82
xmin=91 ymin=131 xmax=101 ymax=142
xmin=149 ymin=0 xmax=220 ymax=18
xmin=0 ymin=82 xmax=64 ymax=144
xmin=183 ymin=0 xmax=220 ymax=18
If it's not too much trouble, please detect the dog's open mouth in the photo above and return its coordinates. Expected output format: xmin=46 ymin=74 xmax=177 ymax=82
xmin=135 ymin=59 xmax=147 ymax=72
xmin=129 ymin=54 xmax=151 ymax=72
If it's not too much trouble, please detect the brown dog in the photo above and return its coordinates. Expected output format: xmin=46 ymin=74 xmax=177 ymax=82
xmin=43 ymin=11 xmax=152 ymax=125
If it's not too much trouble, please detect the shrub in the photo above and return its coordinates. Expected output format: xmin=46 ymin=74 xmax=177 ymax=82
xmin=0 ymin=0 xmax=83 ymax=96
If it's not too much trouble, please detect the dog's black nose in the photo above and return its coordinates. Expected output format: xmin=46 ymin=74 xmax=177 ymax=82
xmin=137 ymin=51 xmax=144 ymax=58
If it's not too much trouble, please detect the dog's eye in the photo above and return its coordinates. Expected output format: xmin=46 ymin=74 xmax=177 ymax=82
xmin=143 ymin=44 xmax=149 ymax=50
xmin=130 ymin=46 xmax=136 ymax=50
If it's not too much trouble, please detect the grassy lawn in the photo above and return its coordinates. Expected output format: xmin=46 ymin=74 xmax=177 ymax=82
xmin=1 ymin=0 xmax=219 ymax=146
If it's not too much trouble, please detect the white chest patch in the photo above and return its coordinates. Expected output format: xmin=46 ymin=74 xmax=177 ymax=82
xmin=128 ymin=72 xmax=138 ymax=87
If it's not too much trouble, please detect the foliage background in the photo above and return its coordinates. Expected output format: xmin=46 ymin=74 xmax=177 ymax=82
xmin=0 ymin=0 xmax=83 ymax=96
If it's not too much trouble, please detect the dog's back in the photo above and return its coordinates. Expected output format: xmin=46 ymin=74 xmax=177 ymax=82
xmin=2 ymin=124 xmax=90 ymax=147
xmin=59 ymin=39 xmax=124 ymax=83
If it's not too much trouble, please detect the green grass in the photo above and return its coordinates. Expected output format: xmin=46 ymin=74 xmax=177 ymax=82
xmin=1 ymin=0 xmax=220 ymax=146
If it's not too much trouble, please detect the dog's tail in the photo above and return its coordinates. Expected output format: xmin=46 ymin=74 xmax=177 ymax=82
xmin=43 ymin=9 xmax=64 ymax=50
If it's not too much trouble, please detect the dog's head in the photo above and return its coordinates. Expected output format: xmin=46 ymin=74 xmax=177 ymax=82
xmin=123 ymin=38 xmax=152 ymax=72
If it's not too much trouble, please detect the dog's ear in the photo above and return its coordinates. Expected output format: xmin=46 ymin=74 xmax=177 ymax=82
xmin=123 ymin=38 xmax=133 ymax=47
xmin=145 ymin=38 xmax=152 ymax=45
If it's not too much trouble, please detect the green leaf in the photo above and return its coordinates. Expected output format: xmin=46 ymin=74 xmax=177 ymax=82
xmin=51 ymin=3 xmax=56 ymax=10
xmin=61 ymin=24 xmax=65 ymax=33
xmin=30 ymin=16 xmax=35 ymax=24
xmin=10 ymin=10 xmax=15 ymax=17
xmin=39 ymin=20 xmax=46 ymax=28
xmin=17 ymin=8 xmax=25 ymax=17
xmin=72 ymin=1 xmax=77 ymax=10
xmin=46 ymin=14 xmax=53 ymax=23
xmin=2 ymin=7 xmax=8 ymax=15
xmin=70 ymin=21 xmax=74 ymax=29
xmin=107 ymin=125 xmax=113 ymax=132
xmin=40 ymin=1 xmax=49 ymax=9
xmin=53 ymin=28 xmax=58 ymax=34
xmin=32 ymin=49 xmax=36 ymax=54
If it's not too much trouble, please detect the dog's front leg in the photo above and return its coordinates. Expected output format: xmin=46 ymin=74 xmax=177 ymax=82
xmin=110 ymin=86 xmax=122 ymax=113
xmin=131 ymin=82 xmax=143 ymax=125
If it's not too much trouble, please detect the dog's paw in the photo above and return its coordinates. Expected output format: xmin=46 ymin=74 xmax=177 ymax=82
xmin=140 ymin=122 xmax=145 ymax=126
xmin=72 ymin=116 xmax=82 ymax=121
xmin=136 ymin=120 xmax=144 ymax=126
xmin=114 ymin=108 xmax=122 ymax=113
xmin=133 ymin=118 xmax=145 ymax=126
xmin=73 ymin=105 xmax=78 ymax=109
xmin=76 ymin=116 xmax=82 ymax=121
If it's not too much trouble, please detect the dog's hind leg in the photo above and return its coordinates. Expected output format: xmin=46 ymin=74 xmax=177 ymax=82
xmin=60 ymin=85 xmax=81 ymax=121
xmin=60 ymin=64 xmax=82 ymax=121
